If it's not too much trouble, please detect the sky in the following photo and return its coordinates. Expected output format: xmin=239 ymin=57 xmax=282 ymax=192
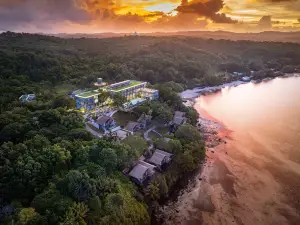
xmin=0 ymin=0 xmax=300 ymax=33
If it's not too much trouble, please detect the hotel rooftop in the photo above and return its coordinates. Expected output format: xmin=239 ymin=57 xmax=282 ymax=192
xmin=103 ymin=80 xmax=146 ymax=93
xmin=75 ymin=90 xmax=99 ymax=98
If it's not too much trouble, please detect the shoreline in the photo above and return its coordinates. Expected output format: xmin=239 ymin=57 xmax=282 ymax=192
xmin=159 ymin=75 xmax=300 ymax=225
xmin=156 ymin=74 xmax=300 ymax=225
xmin=158 ymin=108 xmax=228 ymax=225
xmin=180 ymin=73 xmax=300 ymax=101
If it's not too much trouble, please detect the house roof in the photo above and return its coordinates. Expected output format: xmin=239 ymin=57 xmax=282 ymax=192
xmin=125 ymin=122 xmax=141 ymax=132
xmin=173 ymin=116 xmax=186 ymax=125
xmin=173 ymin=111 xmax=187 ymax=125
xmin=148 ymin=149 xmax=173 ymax=166
xmin=104 ymin=80 xmax=146 ymax=92
xmin=129 ymin=164 xmax=149 ymax=182
xmin=174 ymin=111 xmax=186 ymax=118
xmin=19 ymin=94 xmax=36 ymax=102
xmin=96 ymin=116 xmax=113 ymax=125
xmin=76 ymin=90 xmax=99 ymax=98
xmin=129 ymin=161 xmax=155 ymax=183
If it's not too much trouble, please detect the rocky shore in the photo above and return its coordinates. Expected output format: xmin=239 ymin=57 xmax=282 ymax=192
xmin=158 ymin=113 xmax=227 ymax=225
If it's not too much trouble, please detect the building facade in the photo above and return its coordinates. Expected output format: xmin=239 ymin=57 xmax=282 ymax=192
xmin=139 ymin=88 xmax=159 ymax=100
xmin=104 ymin=80 xmax=148 ymax=99
xmin=75 ymin=90 xmax=99 ymax=111
xmin=74 ymin=79 xmax=159 ymax=111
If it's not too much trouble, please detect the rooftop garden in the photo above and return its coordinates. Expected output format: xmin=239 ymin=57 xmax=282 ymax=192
xmin=112 ymin=80 xmax=144 ymax=92
xmin=77 ymin=90 xmax=99 ymax=98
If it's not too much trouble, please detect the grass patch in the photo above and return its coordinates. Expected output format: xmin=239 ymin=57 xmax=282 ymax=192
xmin=148 ymin=131 xmax=160 ymax=140
xmin=111 ymin=80 xmax=144 ymax=92
xmin=155 ymin=126 xmax=170 ymax=135
xmin=113 ymin=111 xmax=138 ymax=127
xmin=78 ymin=90 xmax=99 ymax=98
xmin=134 ymin=131 xmax=144 ymax=137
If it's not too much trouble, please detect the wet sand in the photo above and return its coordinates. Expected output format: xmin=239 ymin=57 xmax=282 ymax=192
xmin=162 ymin=77 xmax=300 ymax=225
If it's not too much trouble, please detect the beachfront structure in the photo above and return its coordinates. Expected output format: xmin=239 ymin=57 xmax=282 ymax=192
xmin=148 ymin=149 xmax=173 ymax=171
xmin=242 ymin=76 xmax=251 ymax=82
xmin=233 ymin=72 xmax=244 ymax=76
xmin=129 ymin=161 xmax=156 ymax=186
xmin=19 ymin=94 xmax=36 ymax=103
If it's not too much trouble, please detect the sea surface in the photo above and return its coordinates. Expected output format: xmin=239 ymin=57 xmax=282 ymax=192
xmin=165 ymin=77 xmax=300 ymax=225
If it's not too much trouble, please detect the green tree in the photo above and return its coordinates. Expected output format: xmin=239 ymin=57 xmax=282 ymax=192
xmin=158 ymin=176 xmax=169 ymax=198
xmin=186 ymin=107 xmax=199 ymax=126
xmin=175 ymin=124 xmax=201 ymax=143
xmin=60 ymin=202 xmax=89 ymax=225
xmin=146 ymin=181 xmax=160 ymax=201
xmin=155 ymin=106 xmax=173 ymax=124
xmin=98 ymin=90 xmax=110 ymax=105
xmin=111 ymin=93 xmax=127 ymax=108
xmin=57 ymin=170 xmax=97 ymax=202
xmin=31 ymin=185 xmax=74 ymax=224
xmin=175 ymin=152 xmax=197 ymax=173
xmin=134 ymin=105 xmax=152 ymax=116
xmin=16 ymin=208 xmax=43 ymax=225
xmin=122 ymin=135 xmax=147 ymax=155
xmin=52 ymin=95 xmax=75 ymax=109
xmin=168 ymin=138 xmax=183 ymax=154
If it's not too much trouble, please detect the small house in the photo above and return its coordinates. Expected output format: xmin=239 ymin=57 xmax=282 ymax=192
xmin=233 ymin=72 xmax=244 ymax=76
xmin=129 ymin=161 xmax=156 ymax=186
xmin=148 ymin=149 xmax=173 ymax=171
xmin=95 ymin=116 xmax=116 ymax=133
xmin=242 ymin=76 xmax=250 ymax=82
xmin=124 ymin=121 xmax=144 ymax=133
xmin=19 ymin=94 xmax=36 ymax=103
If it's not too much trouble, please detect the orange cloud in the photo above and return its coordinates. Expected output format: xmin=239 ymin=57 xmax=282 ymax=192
xmin=0 ymin=0 xmax=299 ymax=33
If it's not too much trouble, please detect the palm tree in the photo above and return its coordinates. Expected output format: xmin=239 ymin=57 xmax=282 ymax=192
xmin=145 ymin=181 xmax=160 ymax=201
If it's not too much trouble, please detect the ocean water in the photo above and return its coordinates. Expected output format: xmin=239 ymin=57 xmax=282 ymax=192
xmin=191 ymin=77 xmax=300 ymax=225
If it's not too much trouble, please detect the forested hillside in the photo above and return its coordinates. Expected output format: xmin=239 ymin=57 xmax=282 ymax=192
xmin=1 ymin=31 xmax=300 ymax=112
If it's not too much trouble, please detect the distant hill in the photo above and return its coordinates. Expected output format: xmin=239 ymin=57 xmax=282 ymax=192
xmin=53 ymin=31 xmax=300 ymax=43
xmin=1 ymin=31 xmax=300 ymax=111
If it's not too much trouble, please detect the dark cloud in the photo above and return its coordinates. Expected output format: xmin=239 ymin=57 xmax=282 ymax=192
xmin=257 ymin=16 xmax=272 ymax=30
xmin=176 ymin=0 xmax=237 ymax=23
xmin=298 ymin=18 xmax=300 ymax=22
xmin=0 ymin=0 xmax=91 ymax=31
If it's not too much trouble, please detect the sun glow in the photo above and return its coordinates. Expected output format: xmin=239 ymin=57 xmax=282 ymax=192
xmin=145 ymin=3 xmax=178 ymax=14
